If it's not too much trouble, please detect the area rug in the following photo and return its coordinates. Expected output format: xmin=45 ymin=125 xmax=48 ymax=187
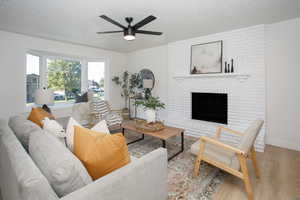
xmin=125 ymin=132 xmax=226 ymax=200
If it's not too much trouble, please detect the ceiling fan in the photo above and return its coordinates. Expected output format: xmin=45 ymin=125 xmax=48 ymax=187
xmin=97 ymin=15 xmax=162 ymax=41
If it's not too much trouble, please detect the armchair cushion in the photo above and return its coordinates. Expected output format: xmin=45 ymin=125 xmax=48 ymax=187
xmin=191 ymin=139 xmax=240 ymax=170
xmin=238 ymin=120 xmax=264 ymax=152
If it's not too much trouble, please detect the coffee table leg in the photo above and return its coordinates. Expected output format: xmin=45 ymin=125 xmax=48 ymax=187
xmin=181 ymin=131 xmax=184 ymax=152
xmin=162 ymin=140 xmax=166 ymax=148
xmin=166 ymin=131 xmax=185 ymax=161
xmin=127 ymin=133 xmax=145 ymax=145
xmin=122 ymin=128 xmax=125 ymax=136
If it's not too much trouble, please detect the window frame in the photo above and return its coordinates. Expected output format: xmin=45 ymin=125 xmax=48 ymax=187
xmin=87 ymin=59 xmax=108 ymax=101
xmin=26 ymin=53 xmax=42 ymax=105
xmin=25 ymin=51 xmax=108 ymax=110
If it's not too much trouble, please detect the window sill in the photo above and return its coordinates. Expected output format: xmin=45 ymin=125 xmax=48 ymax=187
xmin=25 ymin=102 xmax=74 ymax=112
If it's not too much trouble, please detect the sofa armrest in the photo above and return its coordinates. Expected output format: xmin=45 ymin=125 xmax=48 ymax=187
xmin=61 ymin=148 xmax=168 ymax=200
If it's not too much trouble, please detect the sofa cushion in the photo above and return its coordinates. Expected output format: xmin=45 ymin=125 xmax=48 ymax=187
xmin=8 ymin=115 xmax=42 ymax=150
xmin=66 ymin=117 xmax=110 ymax=152
xmin=0 ymin=119 xmax=59 ymax=200
xmin=29 ymin=130 xmax=92 ymax=197
xmin=74 ymin=126 xmax=131 ymax=180
xmin=28 ymin=107 xmax=55 ymax=127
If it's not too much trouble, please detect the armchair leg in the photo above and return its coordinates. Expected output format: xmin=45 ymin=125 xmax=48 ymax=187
xmin=193 ymin=155 xmax=202 ymax=177
xmin=250 ymin=147 xmax=261 ymax=179
xmin=239 ymin=155 xmax=254 ymax=200
xmin=193 ymin=140 xmax=205 ymax=177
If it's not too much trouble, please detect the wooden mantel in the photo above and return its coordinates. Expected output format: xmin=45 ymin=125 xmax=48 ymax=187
xmin=173 ymin=73 xmax=250 ymax=81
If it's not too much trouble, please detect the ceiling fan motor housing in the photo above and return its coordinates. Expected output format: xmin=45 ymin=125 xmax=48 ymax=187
xmin=124 ymin=26 xmax=135 ymax=36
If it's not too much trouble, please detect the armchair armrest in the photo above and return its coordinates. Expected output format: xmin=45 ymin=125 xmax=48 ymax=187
xmin=201 ymin=136 xmax=246 ymax=156
xmin=215 ymin=126 xmax=244 ymax=138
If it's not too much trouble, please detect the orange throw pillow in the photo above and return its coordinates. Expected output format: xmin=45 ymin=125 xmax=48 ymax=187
xmin=28 ymin=107 xmax=55 ymax=127
xmin=74 ymin=126 xmax=131 ymax=180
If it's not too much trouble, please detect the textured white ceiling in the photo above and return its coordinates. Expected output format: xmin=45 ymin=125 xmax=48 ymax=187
xmin=0 ymin=0 xmax=299 ymax=52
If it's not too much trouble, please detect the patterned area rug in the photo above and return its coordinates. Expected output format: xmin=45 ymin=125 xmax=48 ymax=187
xmin=125 ymin=132 xmax=226 ymax=200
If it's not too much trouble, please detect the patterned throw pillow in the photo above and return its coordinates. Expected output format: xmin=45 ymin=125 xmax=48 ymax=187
xmin=104 ymin=113 xmax=122 ymax=127
xmin=90 ymin=98 xmax=109 ymax=119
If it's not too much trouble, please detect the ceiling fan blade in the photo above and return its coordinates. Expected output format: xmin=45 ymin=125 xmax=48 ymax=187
xmin=99 ymin=15 xmax=126 ymax=29
xmin=133 ymin=15 xmax=157 ymax=30
xmin=135 ymin=30 xmax=162 ymax=35
xmin=97 ymin=31 xmax=123 ymax=34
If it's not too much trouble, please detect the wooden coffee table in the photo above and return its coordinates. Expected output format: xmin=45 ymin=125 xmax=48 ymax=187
xmin=121 ymin=121 xmax=185 ymax=161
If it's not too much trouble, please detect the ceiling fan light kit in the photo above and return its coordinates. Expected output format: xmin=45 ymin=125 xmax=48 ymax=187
xmin=98 ymin=15 xmax=162 ymax=41
xmin=124 ymin=25 xmax=135 ymax=41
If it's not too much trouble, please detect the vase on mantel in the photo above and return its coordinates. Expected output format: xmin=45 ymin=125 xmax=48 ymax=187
xmin=145 ymin=109 xmax=156 ymax=123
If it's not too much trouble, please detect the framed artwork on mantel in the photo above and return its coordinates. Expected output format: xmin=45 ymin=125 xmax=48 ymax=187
xmin=190 ymin=40 xmax=223 ymax=74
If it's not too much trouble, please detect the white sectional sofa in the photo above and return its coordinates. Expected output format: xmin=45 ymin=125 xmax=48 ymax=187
xmin=0 ymin=117 xmax=168 ymax=200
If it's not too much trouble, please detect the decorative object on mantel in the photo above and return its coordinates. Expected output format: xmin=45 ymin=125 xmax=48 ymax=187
xmin=224 ymin=59 xmax=234 ymax=73
xmin=134 ymin=119 xmax=165 ymax=132
xmin=190 ymin=40 xmax=223 ymax=74
xmin=112 ymin=71 xmax=140 ymax=119
xmin=34 ymin=87 xmax=54 ymax=113
xmin=224 ymin=61 xmax=228 ymax=73
xmin=135 ymin=96 xmax=165 ymax=123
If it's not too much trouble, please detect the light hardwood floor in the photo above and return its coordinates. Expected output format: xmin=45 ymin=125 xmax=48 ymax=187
xmin=213 ymin=145 xmax=300 ymax=200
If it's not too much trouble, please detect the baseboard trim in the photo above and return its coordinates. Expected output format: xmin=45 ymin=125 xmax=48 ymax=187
xmin=267 ymin=138 xmax=300 ymax=151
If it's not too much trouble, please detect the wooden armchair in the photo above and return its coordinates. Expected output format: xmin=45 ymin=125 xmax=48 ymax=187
xmin=192 ymin=120 xmax=264 ymax=200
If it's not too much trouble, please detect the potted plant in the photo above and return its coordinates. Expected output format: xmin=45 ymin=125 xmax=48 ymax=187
xmin=135 ymin=96 xmax=165 ymax=123
xmin=112 ymin=71 xmax=140 ymax=119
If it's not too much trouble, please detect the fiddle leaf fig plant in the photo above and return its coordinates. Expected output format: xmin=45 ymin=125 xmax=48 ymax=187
xmin=112 ymin=71 xmax=140 ymax=109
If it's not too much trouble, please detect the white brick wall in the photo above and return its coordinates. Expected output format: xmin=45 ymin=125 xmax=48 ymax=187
xmin=128 ymin=25 xmax=266 ymax=151
xmin=166 ymin=25 xmax=266 ymax=151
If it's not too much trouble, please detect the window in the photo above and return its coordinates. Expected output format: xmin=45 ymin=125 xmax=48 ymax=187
xmin=47 ymin=58 xmax=81 ymax=103
xmin=26 ymin=54 xmax=40 ymax=104
xmin=26 ymin=51 xmax=107 ymax=107
xmin=88 ymin=62 xmax=105 ymax=99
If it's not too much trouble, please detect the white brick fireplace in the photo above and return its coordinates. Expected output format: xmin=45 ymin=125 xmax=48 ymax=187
xmin=129 ymin=25 xmax=266 ymax=151
xmin=165 ymin=25 xmax=266 ymax=151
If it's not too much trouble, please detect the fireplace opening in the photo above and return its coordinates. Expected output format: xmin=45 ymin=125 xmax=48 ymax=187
xmin=191 ymin=92 xmax=228 ymax=124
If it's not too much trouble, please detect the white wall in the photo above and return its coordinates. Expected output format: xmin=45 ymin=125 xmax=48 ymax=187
xmin=265 ymin=18 xmax=300 ymax=151
xmin=0 ymin=30 xmax=127 ymax=119
xmin=128 ymin=25 xmax=266 ymax=151
xmin=127 ymin=46 xmax=168 ymax=119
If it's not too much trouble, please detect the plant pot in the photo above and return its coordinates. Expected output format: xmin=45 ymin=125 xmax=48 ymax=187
xmin=145 ymin=109 xmax=156 ymax=123
xmin=122 ymin=108 xmax=130 ymax=120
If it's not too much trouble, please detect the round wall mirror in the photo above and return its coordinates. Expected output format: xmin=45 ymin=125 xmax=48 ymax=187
xmin=138 ymin=69 xmax=155 ymax=90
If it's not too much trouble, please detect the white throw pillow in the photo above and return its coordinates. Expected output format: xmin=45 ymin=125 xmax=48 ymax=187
xmin=66 ymin=117 xmax=110 ymax=151
xmin=91 ymin=119 xmax=110 ymax=133
xmin=43 ymin=118 xmax=66 ymax=138
xmin=43 ymin=117 xmax=66 ymax=144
